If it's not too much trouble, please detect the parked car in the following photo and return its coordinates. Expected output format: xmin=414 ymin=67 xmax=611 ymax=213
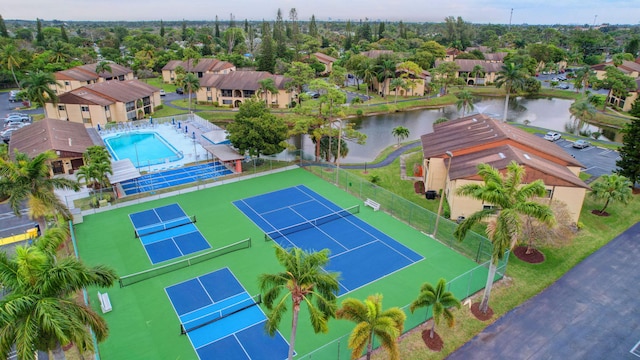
xmin=159 ymin=89 xmax=166 ymax=96
xmin=543 ymin=132 xmax=562 ymax=141
xmin=304 ymin=91 xmax=320 ymax=99
xmin=558 ymin=84 xmax=570 ymax=90
xmin=175 ymin=87 xmax=184 ymax=94
xmin=4 ymin=115 xmax=31 ymax=124
xmin=573 ymin=139 xmax=591 ymax=149
xmin=8 ymin=90 xmax=20 ymax=102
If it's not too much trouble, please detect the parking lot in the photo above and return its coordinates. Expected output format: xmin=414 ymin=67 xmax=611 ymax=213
xmin=540 ymin=136 xmax=620 ymax=179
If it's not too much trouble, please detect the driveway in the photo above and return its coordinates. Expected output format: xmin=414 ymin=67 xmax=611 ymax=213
xmin=447 ymin=221 xmax=640 ymax=360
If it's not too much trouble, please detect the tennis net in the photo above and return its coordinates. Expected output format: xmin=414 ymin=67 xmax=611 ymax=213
xmin=135 ymin=215 xmax=197 ymax=238
xmin=180 ymin=293 xmax=262 ymax=334
xmin=265 ymin=205 xmax=359 ymax=242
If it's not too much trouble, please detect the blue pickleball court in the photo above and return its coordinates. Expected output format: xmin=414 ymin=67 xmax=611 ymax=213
xmin=233 ymin=185 xmax=424 ymax=295
xmin=165 ymin=268 xmax=290 ymax=360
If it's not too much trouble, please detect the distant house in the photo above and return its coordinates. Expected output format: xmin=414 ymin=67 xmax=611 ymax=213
xmin=196 ymin=71 xmax=293 ymax=109
xmin=162 ymin=58 xmax=236 ymax=83
xmin=44 ymin=80 xmax=161 ymax=127
xmin=51 ymin=62 xmax=134 ymax=95
xmin=8 ymin=118 xmax=99 ymax=176
xmin=434 ymin=59 xmax=503 ymax=86
xmin=421 ymin=114 xmax=589 ymax=223
xmin=309 ymin=52 xmax=337 ymax=74
xmin=592 ymin=58 xmax=640 ymax=111
xmin=360 ymin=50 xmax=395 ymax=59
xmin=370 ymin=66 xmax=429 ymax=97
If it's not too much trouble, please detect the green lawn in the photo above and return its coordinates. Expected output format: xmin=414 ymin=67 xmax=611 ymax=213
xmin=76 ymin=168 xmax=484 ymax=360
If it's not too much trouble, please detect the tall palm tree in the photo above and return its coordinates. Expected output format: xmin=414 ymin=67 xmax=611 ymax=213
xmin=495 ymin=63 xmax=527 ymax=122
xmin=336 ymin=294 xmax=406 ymax=360
xmin=362 ymin=66 xmax=377 ymax=106
xmin=569 ymin=99 xmax=597 ymax=134
xmin=375 ymin=59 xmax=396 ymax=97
xmin=0 ymin=222 xmax=118 ymax=360
xmin=574 ymin=66 xmax=595 ymax=95
xmin=454 ymin=161 xmax=555 ymax=314
xmin=48 ymin=41 xmax=71 ymax=64
xmin=455 ymin=90 xmax=475 ymax=117
xmin=95 ymin=60 xmax=113 ymax=77
xmin=0 ymin=44 xmax=23 ymax=89
xmin=390 ymin=77 xmax=405 ymax=104
xmin=259 ymin=247 xmax=339 ymax=360
xmin=0 ymin=150 xmax=80 ymax=224
xmin=589 ymin=174 xmax=632 ymax=215
xmin=179 ymin=72 xmax=201 ymax=113
xmin=409 ymin=278 xmax=460 ymax=339
xmin=257 ymin=78 xmax=279 ymax=106
xmin=391 ymin=126 xmax=410 ymax=147
xmin=471 ymin=64 xmax=484 ymax=87
xmin=20 ymin=71 xmax=60 ymax=108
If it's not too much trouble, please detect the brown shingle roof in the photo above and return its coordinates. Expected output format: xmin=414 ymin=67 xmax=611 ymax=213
xmin=449 ymin=144 xmax=589 ymax=189
xmin=62 ymin=80 xmax=159 ymax=105
xmin=200 ymin=71 xmax=289 ymax=90
xmin=435 ymin=59 xmax=503 ymax=73
xmin=483 ymin=53 xmax=508 ymax=62
xmin=361 ymin=50 xmax=395 ymax=59
xmin=54 ymin=62 xmax=132 ymax=81
xmin=421 ymin=114 xmax=584 ymax=168
xmin=8 ymin=118 xmax=96 ymax=158
xmin=313 ymin=52 xmax=337 ymax=64
xmin=162 ymin=58 xmax=234 ymax=73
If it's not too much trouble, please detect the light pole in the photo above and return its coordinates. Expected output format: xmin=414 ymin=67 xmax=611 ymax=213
xmin=335 ymin=118 xmax=343 ymax=185
xmin=433 ymin=151 xmax=453 ymax=237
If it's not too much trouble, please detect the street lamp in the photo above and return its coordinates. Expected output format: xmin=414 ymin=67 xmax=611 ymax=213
xmin=335 ymin=118 xmax=343 ymax=185
xmin=433 ymin=151 xmax=453 ymax=237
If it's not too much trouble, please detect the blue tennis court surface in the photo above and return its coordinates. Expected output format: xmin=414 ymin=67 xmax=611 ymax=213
xmin=129 ymin=203 xmax=210 ymax=264
xmin=121 ymin=162 xmax=233 ymax=195
xmin=233 ymin=185 xmax=424 ymax=295
xmin=166 ymin=268 xmax=289 ymax=360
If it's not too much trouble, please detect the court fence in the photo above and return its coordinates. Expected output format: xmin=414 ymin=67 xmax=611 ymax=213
xmin=118 ymin=238 xmax=251 ymax=287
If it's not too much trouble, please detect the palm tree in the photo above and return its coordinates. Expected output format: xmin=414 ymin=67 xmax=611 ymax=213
xmin=257 ymin=78 xmax=279 ymax=106
xmin=409 ymin=279 xmax=460 ymax=339
xmin=0 ymin=44 xmax=23 ymax=89
xmin=455 ymin=90 xmax=475 ymax=117
xmin=590 ymin=174 xmax=632 ymax=215
xmin=495 ymin=63 xmax=527 ymax=122
xmin=471 ymin=65 xmax=485 ymax=87
xmin=179 ymin=72 xmax=201 ymax=113
xmin=336 ymin=294 xmax=406 ymax=360
xmin=0 ymin=222 xmax=118 ymax=360
xmin=375 ymin=59 xmax=396 ymax=97
xmin=48 ymin=41 xmax=71 ymax=64
xmin=95 ymin=60 xmax=113 ymax=77
xmin=574 ymin=66 xmax=595 ymax=95
xmin=391 ymin=126 xmax=410 ymax=147
xmin=390 ymin=77 xmax=405 ymax=104
xmin=0 ymin=150 xmax=80 ymax=225
xmin=454 ymin=161 xmax=555 ymax=314
xmin=259 ymin=247 xmax=339 ymax=360
xmin=362 ymin=66 xmax=377 ymax=106
xmin=569 ymin=99 xmax=597 ymax=134
xmin=20 ymin=71 xmax=60 ymax=108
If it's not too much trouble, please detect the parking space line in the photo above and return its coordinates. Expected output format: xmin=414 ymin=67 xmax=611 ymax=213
xmin=598 ymin=149 xmax=612 ymax=155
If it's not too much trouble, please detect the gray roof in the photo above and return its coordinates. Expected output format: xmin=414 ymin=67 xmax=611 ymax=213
xmin=55 ymin=62 xmax=132 ymax=81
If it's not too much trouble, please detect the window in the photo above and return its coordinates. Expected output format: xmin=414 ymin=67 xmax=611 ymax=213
xmin=58 ymin=105 xmax=66 ymax=111
xmin=546 ymin=189 xmax=554 ymax=198
xmin=243 ymin=90 xmax=255 ymax=97
xmin=126 ymin=101 xmax=135 ymax=112
xmin=81 ymin=106 xmax=89 ymax=112
xmin=118 ymin=75 xmax=124 ymax=81
xmin=222 ymin=100 xmax=232 ymax=105
xmin=82 ymin=118 xmax=91 ymax=124
xmin=221 ymin=89 xmax=232 ymax=97
xmin=482 ymin=204 xmax=496 ymax=210
xmin=206 ymin=87 xmax=211 ymax=91
xmin=104 ymin=106 xmax=109 ymax=112
xmin=64 ymin=81 xmax=70 ymax=86
xmin=207 ymin=96 xmax=212 ymax=101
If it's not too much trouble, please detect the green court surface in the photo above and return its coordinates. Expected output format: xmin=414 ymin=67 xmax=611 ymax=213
xmin=76 ymin=168 xmax=487 ymax=359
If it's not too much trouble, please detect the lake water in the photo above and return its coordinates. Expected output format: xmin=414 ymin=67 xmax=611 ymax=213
xmin=299 ymin=97 xmax=618 ymax=163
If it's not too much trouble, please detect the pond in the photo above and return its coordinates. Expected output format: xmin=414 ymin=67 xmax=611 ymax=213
xmin=299 ymin=96 xmax=620 ymax=163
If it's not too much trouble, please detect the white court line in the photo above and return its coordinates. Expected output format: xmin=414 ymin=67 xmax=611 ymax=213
xmin=631 ymin=339 xmax=640 ymax=358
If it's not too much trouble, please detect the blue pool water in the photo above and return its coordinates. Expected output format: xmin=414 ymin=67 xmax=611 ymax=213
xmin=104 ymin=132 xmax=183 ymax=167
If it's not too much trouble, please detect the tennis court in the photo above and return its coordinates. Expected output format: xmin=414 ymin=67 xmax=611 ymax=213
xmin=166 ymin=267 xmax=289 ymax=360
xmin=121 ymin=162 xmax=233 ymax=195
xmin=233 ymin=185 xmax=424 ymax=295
xmin=129 ymin=203 xmax=210 ymax=264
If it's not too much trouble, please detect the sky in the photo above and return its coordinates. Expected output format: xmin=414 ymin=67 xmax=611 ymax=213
xmin=1 ymin=0 xmax=638 ymax=25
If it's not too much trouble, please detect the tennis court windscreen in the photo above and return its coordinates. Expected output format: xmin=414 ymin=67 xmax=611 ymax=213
xmin=264 ymin=205 xmax=359 ymax=242
xmin=180 ymin=294 xmax=261 ymax=334
xmin=135 ymin=215 xmax=197 ymax=238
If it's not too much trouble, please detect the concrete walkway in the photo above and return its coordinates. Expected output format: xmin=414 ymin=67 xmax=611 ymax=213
xmin=447 ymin=222 xmax=640 ymax=360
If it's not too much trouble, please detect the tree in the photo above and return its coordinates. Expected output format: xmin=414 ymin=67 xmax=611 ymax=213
xmin=178 ymin=72 xmax=200 ymax=113
xmin=36 ymin=18 xmax=44 ymax=44
xmin=76 ymin=146 xmax=112 ymax=190
xmin=568 ymin=99 xmax=597 ymax=135
xmin=454 ymin=161 xmax=555 ymax=313
xmin=0 ymin=150 xmax=80 ymax=224
xmin=409 ymin=279 xmax=460 ymax=339
xmin=471 ymin=65 xmax=484 ymax=87
xmin=226 ymin=99 xmax=288 ymax=157
xmin=589 ymin=174 xmax=632 ymax=215
xmin=257 ymin=78 xmax=279 ymax=106
xmin=259 ymin=247 xmax=339 ymax=360
xmin=59 ymin=25 xmax=68 ymax=42
xmin=95 ymin=61 xmax=113 ymax=76
xmin=284 ymin=62 xmax=314 ymax=105
xmin=362 ymin=65 xmax=377 ymax=105
xmin=319 ymin=136 xmax=348 ymax=163
xmin=391 ymin=126 xmax=410 ymax=147
xmin=574 ymin=66 xmax=596 ymax=95
xmin=20 ymin=71 xmax=60 ymax=107
xmin=1 ymin=44 xmax=24 ymax=89
xmin=0 ymin=15 xmax=8 ymax=37
xmin=0 ymin=222 xmax=118 ymax=360
xmin=374 ymin=58 xmax=396 ymax=97
xmin=617 ymin=117 xmax=640 ymax=185
xmin=598 ymin=66 xmax=637 ymax=111
xmin=257 ymin=22 xmax=276 ymax=73
xmin=495 ymin=63 xmax=527 ymax=122
xmin=390 ymin=77 xmax=405 ymax=103
xmin=430 ymin=62 xmax=459 ymax=95
xmin=455 ymin=90 xmax=475 ymax=117
xmin=336 ymin=294 xmax=406 ymax=360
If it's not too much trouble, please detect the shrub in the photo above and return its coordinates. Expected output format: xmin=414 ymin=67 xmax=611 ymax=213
xmin=356 ymin=109 xmax=364 ymax=116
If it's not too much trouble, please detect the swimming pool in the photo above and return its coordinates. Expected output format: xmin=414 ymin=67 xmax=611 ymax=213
xmin=104 ymin=132 xmax=183 ymax=168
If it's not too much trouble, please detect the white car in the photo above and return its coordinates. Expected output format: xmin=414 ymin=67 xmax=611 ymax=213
xmin=543 ymin=132 xmax=561 ymax=141
xmin=159 ymin=89 xmax=166 ymax=96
